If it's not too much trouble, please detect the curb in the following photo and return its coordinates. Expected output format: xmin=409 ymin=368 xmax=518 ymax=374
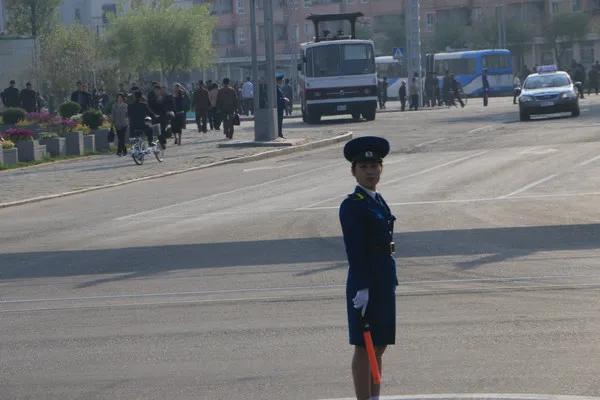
xmin=0 ymin=132 xmax=353 ymax=209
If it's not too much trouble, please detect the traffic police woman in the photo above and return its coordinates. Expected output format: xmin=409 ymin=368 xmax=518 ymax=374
xmin=339 ymin=136 xmax=397 ymax=400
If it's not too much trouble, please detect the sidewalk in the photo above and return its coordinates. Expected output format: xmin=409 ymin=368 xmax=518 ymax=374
xmin=0 ymin=120 xmax=350 ymax=205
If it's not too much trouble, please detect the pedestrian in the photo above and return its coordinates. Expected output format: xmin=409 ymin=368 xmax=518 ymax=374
xmin=409 ymin=75 xmax=419 ymax=111
xmin=424 ymin=72 xmax=435 ymax=107
xmin=572 ymin=60 xmax=586 ymax=99
xmin=482 ymin=68 xmax=490 ymax=107
xmin=450 ymin=74 xmax=465 ymax=108
xmin=587 ymin=61 xmax=599 ymax=96
xmin=276 ymin=74 xmax=287 ymax=138
xmin=96 ymin=88 xmax=109 ymax=113
xmin=216 ymin=78 xmax=239 ymax=140
xmin=442 ymin=70 xmax=452 ymax=106
xmin=339 ymin=136 xmax=397 ymax=400
xmin=513 ymin=75 xmax=521 ymax=105
xmin=377 ymin=77 xmax=388 ymax=109
xmin=70 ymin=81 xmax=92 ymax=112
xmin=282 ymin=78 xmax=294 ymax=116
xmin=128 ymin=91 xmax=157 ymax=146
xmin=20 ymin=82 xmax=38 ymax=113
xmin=171 ymin=83 xmax=190 ymax=145
xmin=241 ymin=77 xmax=254 ymax=116
xmin=148 ymin=84 xmax=172 ymax=149
xmin=1 ymin=80 xmax=20 ymax=108
xmin=208 ymin=82 xmax=220 ymax=131
xmin=193 ymin=80 xmax=211 ymax=133
xmin=398 ymin=81 xmax=407 ymax=112
xmin=111 ymin=93 xmax=129 ymax=156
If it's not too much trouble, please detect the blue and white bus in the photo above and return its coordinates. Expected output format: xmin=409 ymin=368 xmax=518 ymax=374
xmin=431 ymin=49 xmax=513 ymax=96
xmin=375 ymin=56 xmax=407 ymax=99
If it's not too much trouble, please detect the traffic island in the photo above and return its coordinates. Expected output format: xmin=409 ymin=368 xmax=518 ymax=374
xmin=217 ymin=137 xmax=308 ymax=148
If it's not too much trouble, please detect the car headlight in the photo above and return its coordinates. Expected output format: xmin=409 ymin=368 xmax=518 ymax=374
xmin=520 ymin=95 xmax=534 ymax=102
xmin=560 ymin=91 xmax=577 ymax=99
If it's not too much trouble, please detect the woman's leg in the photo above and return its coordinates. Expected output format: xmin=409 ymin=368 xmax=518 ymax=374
xmin=352 ymin=346 xmax=371 ymax=400
xmin=370 ymin=346 xmax=387 ymax=398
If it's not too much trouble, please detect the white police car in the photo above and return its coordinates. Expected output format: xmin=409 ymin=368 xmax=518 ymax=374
xmin=518 ymin=65 xmax=580 ymax=121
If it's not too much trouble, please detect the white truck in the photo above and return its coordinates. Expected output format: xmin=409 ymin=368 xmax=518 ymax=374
xmin=297 ymin=13 xmax=378 ymax=124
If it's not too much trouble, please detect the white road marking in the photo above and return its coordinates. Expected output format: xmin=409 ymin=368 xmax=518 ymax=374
xmin=414 ymin=138 xmax=445 ymax=147
xmin=317 ymin=394 xmax=600 ymax=400
xmin=298 ymin=151 xmax=489 ymax=210
xmin=296 ymin=190 xmax=600 ymax=210
xmin=467 ymin=125 xmax=493 ymax=134
xmin=3 ymin=274 xmax=596 ymax=305
xmin=520 ymin=148 xmax=558 ymax=155
xmin=499 ymin=174 xmax=557 ymax=199
xmin=243 ymin=163 xmax=299 ymax=172
xmin=4 ymin=282 xmax=600 ymax=313
xmin=115 ymin=161 xmax=342 ymax=221
xmin=578 ymin=154 xmax=600 ymax=167
xmin=382 ymin=151 xmax=489 ymax=186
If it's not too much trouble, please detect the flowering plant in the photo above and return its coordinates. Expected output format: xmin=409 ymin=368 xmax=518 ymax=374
xmin=26 ymin=111 xmax=55 ymax=124
xmin=1 ymin=138 xmax=15 ymax=149
xmin=48 ymin=117 xmax=77 ymax=135
xmin=74 ymin=123 xmax=91 ymax=135
xmin=1 ymin=127 xmax=34 ymax=142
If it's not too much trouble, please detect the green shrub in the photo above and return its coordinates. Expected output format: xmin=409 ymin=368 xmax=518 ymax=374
xmin=81 ymin=109 xmax=104 ymax=131
xmin=2 ymin=108 xmax=27 ymax=124
xmin=58 ymin=101 xmax=81 ymax=118
xmin=1 ymin=139 xmax=15 ymax=149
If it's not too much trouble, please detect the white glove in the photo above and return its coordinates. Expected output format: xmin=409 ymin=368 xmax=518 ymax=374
xmin=352 ymin=288 xmax=369 ymax=317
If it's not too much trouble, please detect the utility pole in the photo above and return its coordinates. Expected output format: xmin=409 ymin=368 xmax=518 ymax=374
xmin=405 ymin=0 xmax=423 ymax=107
xmin=250 ymin=0 xmax=260 ymax=138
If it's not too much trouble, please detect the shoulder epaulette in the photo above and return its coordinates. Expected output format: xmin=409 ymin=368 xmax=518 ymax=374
xmin=348 ymin=192 xmax=365 ymax=201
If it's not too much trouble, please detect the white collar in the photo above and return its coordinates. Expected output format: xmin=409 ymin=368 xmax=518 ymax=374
xmin=358 ymin=185 xmax=377 ymax=200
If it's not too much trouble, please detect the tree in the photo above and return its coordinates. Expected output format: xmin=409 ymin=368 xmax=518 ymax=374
xmin=4 ymin=0 xmax=61 ymax=37
xmin=545 ymin=12 xmax=590 ymax=67
xmin=39 ymin=25 xmax=97 ymax=100
xmin=104 ymin=3 xmax=216 ymax=82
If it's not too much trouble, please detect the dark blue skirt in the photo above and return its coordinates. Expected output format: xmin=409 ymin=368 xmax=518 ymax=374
xmin=347 ymin=284 xmax=396 ymax=346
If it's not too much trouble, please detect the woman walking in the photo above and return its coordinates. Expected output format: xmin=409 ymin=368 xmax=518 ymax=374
xmin=111 ymin=93 xmax=129 ymax=156
xmin=172 ymin=83 xmax=190 ymax=145
xmin=339 ymin=136 xmax=397 ymax=400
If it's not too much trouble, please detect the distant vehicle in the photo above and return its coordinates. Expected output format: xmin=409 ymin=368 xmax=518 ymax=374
xmin=428 ymin=49 xmax=513 ymax=97
xmin=518 ymin=66 xmax=579 ymax=121
xmin=375 ymin=56 xmax=407 ymax=99
xmin=297 ymin=12 xmax=378 ymax=124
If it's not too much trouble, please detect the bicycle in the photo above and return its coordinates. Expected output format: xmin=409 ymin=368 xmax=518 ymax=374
xmin=129 ymin=132 xmax=164 ymax=165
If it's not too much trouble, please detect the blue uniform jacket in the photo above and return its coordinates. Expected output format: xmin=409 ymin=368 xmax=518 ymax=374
xmin=277 ymin=86 xmax=286 ymax=114
xmin=339 ymin=186 xmax=398 ymax=346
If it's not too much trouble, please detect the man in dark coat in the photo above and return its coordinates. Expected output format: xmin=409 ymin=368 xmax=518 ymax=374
xmin=193 ymin=80 xmax=211 ymax=133
xmin=128 ymin=91 xmax=157 ymax=145
xmin=1 ymin=80 xmax=20 ymax=108
xmin=20 ymin=82 xmax=38 ymax=112
xmin=216 ymin=78 xmax=239 ymax=139
xmin=282 ymin=78 xmax=294 ymax=116
xmin=276 ymin=75 xmax=286 ymax=138
xmin=482 ymin=68 xmax=490 ymax=107
xmin=442 ymin=70 xmax=452 ymax=106
xmin=70 ymin=81 xmax=92 ymax=112
xmin=588 ymin=61 xmax=599 ymax=96
xmin=398 ymin=81 xmax=407 ymax=111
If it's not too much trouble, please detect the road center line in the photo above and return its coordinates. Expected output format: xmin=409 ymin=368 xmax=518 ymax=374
xmin=414 ymin=138 xmax=445 ymax=147
xmin=467 ymin=125 xmax=493 ymax=134
xmin=499 ymin=174 xmax=557 ymax=199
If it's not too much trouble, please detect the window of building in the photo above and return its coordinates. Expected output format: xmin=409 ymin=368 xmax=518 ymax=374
xmin=572 ymin=0 xmax=581 ymax=11
xmin=551 ymin=0 xmax=560 ymax=14
xmin=102 ymin=4 xmax=117 ymax=24
xmin=360 ymin=0 xmax=368 ymax=3
xmin=236 ymin=0 xmax=245 ymax=14
xmin=275 ymin=24 xmax=288 ymax=41
xmin=471 ymin=7 xmax=482 ymax=22
xmin=74 ymin=8 xmax=81 ymax=22
xmin=213 ymin=0 xmax=233 ymax=14
xmin=258 ymin=25 xmax=265 ymax=42
xmin=304 ymin=0 xmax=312 ymax=7
xmin=292 ymin=24 xmax=300 ymax=42
xmin=581 ymin=44 xmax=594 ymax=64
xmin=425 ymin=13 xmax=434 ymax=32
xmin=237 ymin=27 xmax=247 ymax=45
xmin=214 ymin=28 xmax=235 ymax=45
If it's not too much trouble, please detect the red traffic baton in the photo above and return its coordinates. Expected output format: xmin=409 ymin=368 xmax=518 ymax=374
xmin=361 ymin=316 xmax=381 ymax=384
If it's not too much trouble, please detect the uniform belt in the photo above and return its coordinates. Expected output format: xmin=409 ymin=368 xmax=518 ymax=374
xmin=370 ymin=242 xmax=395 ymax=255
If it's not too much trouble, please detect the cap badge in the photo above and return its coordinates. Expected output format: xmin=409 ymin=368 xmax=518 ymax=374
xmin=365 ymin=151 xmax=373 ymax=158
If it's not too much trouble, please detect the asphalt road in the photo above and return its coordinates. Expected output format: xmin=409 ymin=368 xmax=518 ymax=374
xmin=2 ymin=97 xmax=600 ymax=400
